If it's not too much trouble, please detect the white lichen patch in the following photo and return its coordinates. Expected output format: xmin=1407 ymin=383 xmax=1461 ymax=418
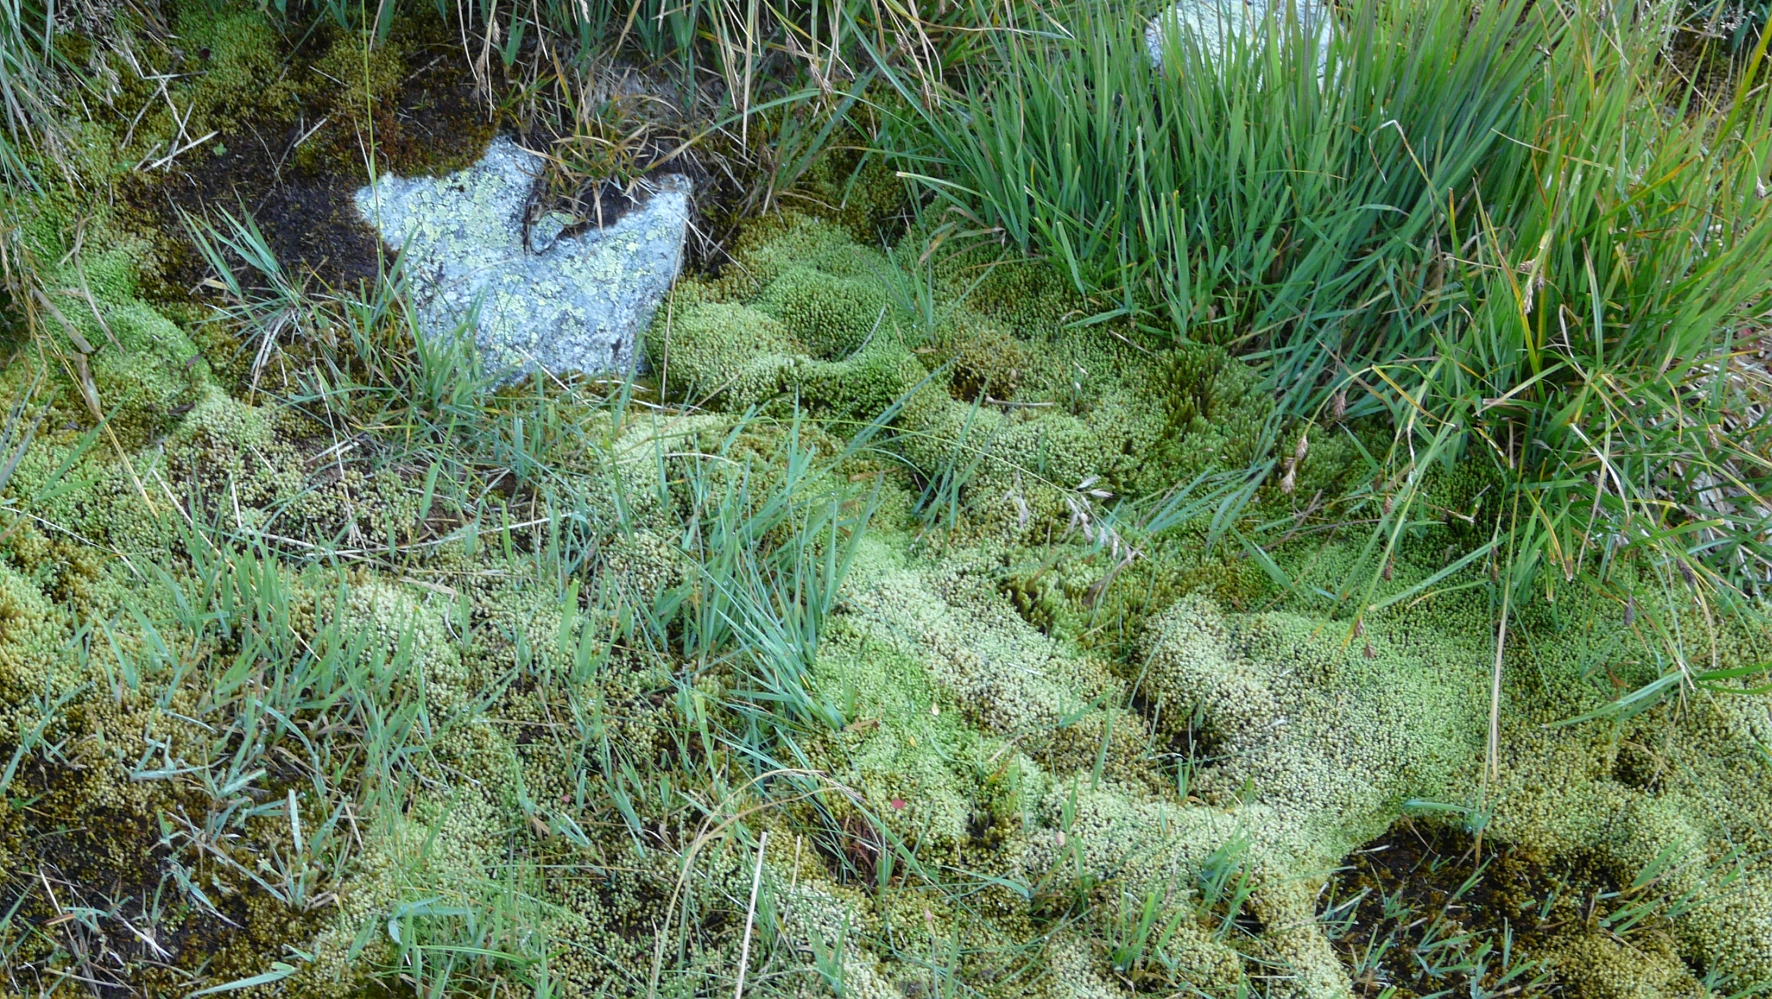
xmin=355 ymin=136 xmax=689 ymax=381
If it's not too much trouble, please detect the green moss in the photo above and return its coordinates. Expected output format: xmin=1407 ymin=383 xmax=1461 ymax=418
xmin=815 ymin=625 xmax=981 ymax=845
xmin=795 ymin=348 xmax=930 ymax=422
xmin=715 ymin=213 xmax=890 ymax=300
xmin=930 ymin=316 xmax=1028 ymax=403
xmin=1550 ymin=931 xmax=1709 ymax=999
xmin=750 ymin=262 xmax=899 ymax=360
xmin=650 ymin=300 xmax=802 ymax=406
xmin=2 ymin=187 xmax=211 ymax=447
xmin=807 ymin=492 xmax=1772 ymax=994
xmin=0 ymin=561 xmax=76 ymax=717
xmin=167 ymin=2 xmax=301 ymax=135
xmin=9 ymin=124 xmax=1772 ymax=998
xmin=646 ymin=212 xmax=1284 ymax=550
xmin=779 ymin=132 xmax=913 ymax=246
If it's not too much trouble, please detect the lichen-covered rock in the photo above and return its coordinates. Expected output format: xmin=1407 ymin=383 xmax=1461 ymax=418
xmin=356 ymin=136 xmax=689 ymax=381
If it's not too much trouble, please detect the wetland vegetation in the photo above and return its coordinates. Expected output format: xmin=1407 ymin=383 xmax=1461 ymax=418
xmin=1 ymin=0 xmax=1771 ymax=994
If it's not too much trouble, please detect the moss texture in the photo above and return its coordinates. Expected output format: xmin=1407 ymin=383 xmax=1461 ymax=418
xmin=4 ymin=111 xmax=1772 ymax=999
xmin=633 ymin=212 xmax=1772 ymax=996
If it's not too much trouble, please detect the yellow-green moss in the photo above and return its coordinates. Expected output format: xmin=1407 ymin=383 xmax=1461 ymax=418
xmin=8 ymin=160 xmax=1772 ymax=999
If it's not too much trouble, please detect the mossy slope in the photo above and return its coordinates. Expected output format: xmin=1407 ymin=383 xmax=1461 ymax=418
xmin=2 ymin=140 xmax=1771 ymax=999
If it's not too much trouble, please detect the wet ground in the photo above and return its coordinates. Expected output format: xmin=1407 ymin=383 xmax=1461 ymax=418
xmin=125 ymin=15 xmax=496 ymax=299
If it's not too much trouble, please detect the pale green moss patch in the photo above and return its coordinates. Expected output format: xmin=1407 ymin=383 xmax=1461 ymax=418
xmin=5 ymin=158 xmax=1772 ymax=999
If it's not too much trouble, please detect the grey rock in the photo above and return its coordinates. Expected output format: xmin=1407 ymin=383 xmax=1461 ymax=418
xmin=1145 ymin=0 xmax=1331 ymax=69
xmin=527 ymin=210 xmax=576 ymax=255
xmin=355 ymin=136 xmax=689 ymax=381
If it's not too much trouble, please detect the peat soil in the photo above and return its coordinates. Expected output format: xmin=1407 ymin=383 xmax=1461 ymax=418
xmin=1325 ymin=818 xmax=1611 ymax=998
xmin=123 ymin=15 xmax=497 ymax=302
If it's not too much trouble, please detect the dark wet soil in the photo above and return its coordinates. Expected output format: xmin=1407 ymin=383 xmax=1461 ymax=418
xmin=0 ymin=761 xmax=318 ymax=997
xmin=1321 ymin=815 xmax=1741 ymax=998
xmin=523 ymin=177 xmax=648 ymax=244
xmin=150 ymin=158 xmax=388 ymax=292
xmin=125 ymin=14 xmax=498 ymax=301
xmin=1325 ymin=819 xmax=1584 ymax=997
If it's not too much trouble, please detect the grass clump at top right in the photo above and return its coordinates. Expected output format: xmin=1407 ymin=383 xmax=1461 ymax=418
xmin=884 ymin=0 xmax=1772 ymax=691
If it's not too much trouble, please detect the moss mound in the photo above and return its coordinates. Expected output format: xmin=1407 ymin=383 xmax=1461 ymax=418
xmin=2 ymin=137 xmax=1771 ymax=998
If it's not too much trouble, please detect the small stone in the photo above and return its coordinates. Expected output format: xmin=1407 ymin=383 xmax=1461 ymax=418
xmin=355 ymin=136 xmax=690 ymax=383
xmin=1145 ymin=0 xmax=1331 ymax=70
xmin=528 ymin=210 xmax=575 ymax=255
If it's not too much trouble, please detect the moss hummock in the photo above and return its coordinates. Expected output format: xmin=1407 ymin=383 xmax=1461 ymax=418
xmin=3 ymin=116 xmax=1771 ymax=998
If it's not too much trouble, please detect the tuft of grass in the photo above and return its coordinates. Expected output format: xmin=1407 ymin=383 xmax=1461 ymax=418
xmin=0 ymin=0 xmax=59 ymax=190
xmin=886 ymin=0 xmax=1772 ymax=712
xmin=634 ymin=409 xmax=881 ymax=741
